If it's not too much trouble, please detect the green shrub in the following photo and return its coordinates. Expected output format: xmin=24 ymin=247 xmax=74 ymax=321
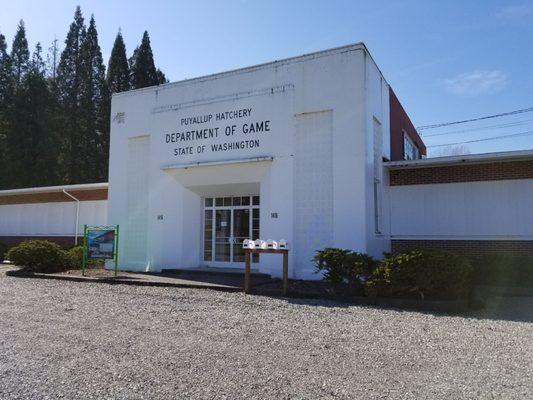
xmin=0 ymin=242 xmax=9 ymax=262
xmin=471 ymin=254 xmax=533 ymax=288
xmin=367 ymin=250 xmax=473 ymax=300
xmin=64 ymin=246 xmax=84 ymax=270
xmin=314 ymin=248 xmax=377 ymax=295
xmin=6 ymin=240 xmax=68 ymax=273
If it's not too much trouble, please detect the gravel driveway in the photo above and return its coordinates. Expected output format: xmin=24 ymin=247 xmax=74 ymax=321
xmin=0 ymin=274 xmax=531 ymax=399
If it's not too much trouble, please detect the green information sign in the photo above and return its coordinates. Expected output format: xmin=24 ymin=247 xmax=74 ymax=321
xmin=82 ymin=225 xmax=119 ymax=276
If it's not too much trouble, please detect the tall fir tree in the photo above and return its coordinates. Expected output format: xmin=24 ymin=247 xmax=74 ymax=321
xmin=79 ymin=15 xmax=108 ymax=182
xmin=46 ymin=37 xmax=59 ymax=84
xmin=0 ymin=33 xmax=11 ymax=104
xmin=107 ymin=30 xmax=130 ymax=94
xmin=10 ymin=21 xmax=29 ymax=85
xmin=4 ymin=22 xmax=30 ymax=188
xmin=5 ymin=19 xmax=57 ymax=189
xmin=130 ymin=31 xmax=159 ymax=89
xmin=156 ymin=68 xmax=168 ymax=84
xmin=5 ymin=43 xmax=57 ymax=188
xmin=0 ymin=33 xmax=12 ymax=188
xmin=56 ymin=6 xmax=86 ymax=184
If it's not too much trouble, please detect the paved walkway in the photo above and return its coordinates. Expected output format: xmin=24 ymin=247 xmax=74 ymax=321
xmin=0 ymin=264 xmax=273 ymax=291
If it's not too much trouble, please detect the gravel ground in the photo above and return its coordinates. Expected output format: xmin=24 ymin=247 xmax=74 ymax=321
xmin=0 ymin=274 xmax=532 ymax=399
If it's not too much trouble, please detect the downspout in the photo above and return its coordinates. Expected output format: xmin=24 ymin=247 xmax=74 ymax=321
xmin=63 ymin=189 xmax=80 ymax=245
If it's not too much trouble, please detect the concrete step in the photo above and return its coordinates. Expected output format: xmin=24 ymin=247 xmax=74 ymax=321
xmin=160 ymin=267 xmax=271 ymax=279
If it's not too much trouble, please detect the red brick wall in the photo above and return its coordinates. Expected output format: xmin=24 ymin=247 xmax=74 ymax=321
xmin=391 ymin=239 xmax=533 ymax=257
xmin=389 ymin=88 xmax=426 ymax=161
xmin=389 ymin=160 xmax=533 ymax=186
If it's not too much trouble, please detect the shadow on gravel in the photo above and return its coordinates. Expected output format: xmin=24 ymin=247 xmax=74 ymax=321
xmin=4 ymin=265 xmax=532 ymax=323
xmin=254 ymin=286 xmax=533 ymax=323
xmin=466 ymin=296 xmax=533 ymax=323
xmin=280 ymin=294 xmax=533 ymax=323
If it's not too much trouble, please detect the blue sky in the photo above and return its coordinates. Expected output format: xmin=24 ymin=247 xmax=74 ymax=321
xmin=1 ymin=0 xmax=532 ymax=156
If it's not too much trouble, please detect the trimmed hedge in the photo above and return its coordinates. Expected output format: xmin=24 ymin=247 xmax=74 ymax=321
xmin=366 ymin=251 xmax=473 ymax=300
xmin=314 ymin=248 xmax=376 ymax=295
xmin=315 ymin=248 xmax=473 ymax=300
xmin=7 ymin=241 xmax=103 ymax=272
xmin=471 ymin=254 xmax=533 ymax=288
xmin=7 ymin=240 xmax=68 ymax=273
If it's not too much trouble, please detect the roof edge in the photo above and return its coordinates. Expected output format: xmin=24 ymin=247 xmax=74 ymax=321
xmin=0 ymin=182 xmax=108 ymax=197
xmin=112 ymin=42 xmax=367 ymax=99
xmin=385 ymin=149 xmax=533 ymax=169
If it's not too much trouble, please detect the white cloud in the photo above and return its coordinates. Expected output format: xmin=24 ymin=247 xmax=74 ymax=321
xmin=496 ymin=4 xmax=532 ymax=20
xmin=443 ymin=70 xmax=508 ymax=96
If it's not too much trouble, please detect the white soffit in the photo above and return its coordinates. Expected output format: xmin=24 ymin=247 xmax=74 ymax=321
xmin=161 ymin=156 xmax=273 ymax=189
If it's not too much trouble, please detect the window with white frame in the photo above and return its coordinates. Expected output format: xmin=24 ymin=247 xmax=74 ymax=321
xmin=373 ymin=117 xmax=382 ymax=234
xmin=403 ymin=131 xmax=420 ymax=160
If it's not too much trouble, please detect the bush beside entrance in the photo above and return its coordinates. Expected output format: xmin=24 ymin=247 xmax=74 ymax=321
xmin=366 ymin=251 xmax=473 ymax=300
xmin=314 ymin=248 xmax=473 ymax=301
xmin=313 ymin=248 xmax=376 ymax=296
xmin=6 ymin=240 xmax=87 ymax=273
xmin=7 ymin=240 xmax=67 ymax=273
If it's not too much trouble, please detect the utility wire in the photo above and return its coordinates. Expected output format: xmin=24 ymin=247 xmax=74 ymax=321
xmin=423 ymin=119 xmax=533 ymax=137
xmin=427 ymin=130 xmax=533 ymax=148
xmin=417 ymin=107 xmax=533 ymax=130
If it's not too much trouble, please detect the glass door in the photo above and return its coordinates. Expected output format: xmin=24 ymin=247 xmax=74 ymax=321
xmin=203 ymin=196 xmax=260 ymax=268
xmin=214 ymin=209 xmax=231 ymax=262
xmin=232 ymin=208 xmax=250 ymax=263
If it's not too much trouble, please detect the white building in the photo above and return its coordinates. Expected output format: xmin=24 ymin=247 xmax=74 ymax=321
xmin=2 ymin=43 xmax=531 ymax=276
xmin=108 ymin=43 xmax=398 ymax=279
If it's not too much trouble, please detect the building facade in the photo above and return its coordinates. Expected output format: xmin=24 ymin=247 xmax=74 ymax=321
xmin=107 ymin=43 xmax=405 ymax=279
xmin=2 ymin=43 xmax=530 ymax=276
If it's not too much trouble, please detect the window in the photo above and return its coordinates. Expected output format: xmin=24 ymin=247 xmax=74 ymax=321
xmin=403 ymin=132 xmax=420 ymax=160
xmin=373 ymin=118 xmax=382 ymax=234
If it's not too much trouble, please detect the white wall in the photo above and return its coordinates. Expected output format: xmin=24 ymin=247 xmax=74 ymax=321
xmin=364 ymin=52 xmax=392 ymax=258
xmin=388 ymin=179 xmax=533 ymax=240
xmin=109 ymin=44 xmax=389 ymax=278
xmin=0 ymin=200 xmax=107 ymax=237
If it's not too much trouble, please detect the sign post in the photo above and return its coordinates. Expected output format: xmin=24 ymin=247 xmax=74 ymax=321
xmin=82 ymin=225 xmax=120 ymax=277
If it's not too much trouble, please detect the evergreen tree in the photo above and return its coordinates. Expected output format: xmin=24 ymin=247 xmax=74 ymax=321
xmin=107 ymin=30 xmax=130 ymax=94
xmin=56 ymin=6 xmax=86 ymax=184
xmin=0 ymin=33 xmax=11 ymax=188
xmin=79 ymin=15 xmax=108 ymax=182
xmin=156 ymin=68 xmax=168 ymax=84
xmin=5 ymin=44 xmax=57 ymax=188
xmin=10 ymin=20 xmax=29 ymax=85
xmin=130 ymin=31 xmax=159 ymax=89
xmin=46 ymin=37 xmax=59 ymax=84
xmin=0 ymin=33 xmax=11 ymax=104
xmin=3 ymin=23 xmax=31 ymax=188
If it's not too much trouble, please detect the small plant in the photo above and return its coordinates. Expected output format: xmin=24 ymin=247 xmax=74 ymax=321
xmin=367 ymin=250 xmax=473 ymax=300
xmin=314 ymin=248 xmax=376 ymax=295
xmin=6 ymin=240 xmax=68 ymax=273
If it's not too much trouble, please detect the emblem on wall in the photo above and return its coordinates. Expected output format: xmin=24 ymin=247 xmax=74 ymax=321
xmin=113 ymin=112 xmax=126 ymax=124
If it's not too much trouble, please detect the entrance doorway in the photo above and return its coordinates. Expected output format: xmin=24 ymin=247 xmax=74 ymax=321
xmin=203 ymin=196 xmax=260 ymax=268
